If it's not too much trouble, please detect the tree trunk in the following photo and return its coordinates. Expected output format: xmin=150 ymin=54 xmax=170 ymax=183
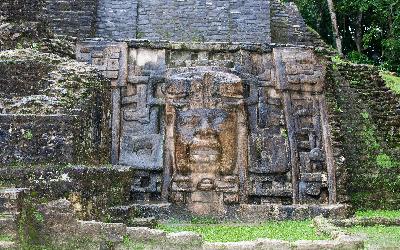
xmin=326 ymin=0 xmax=343 ymax=55
xmin=355 ymin=11 xmax=363 ymax=53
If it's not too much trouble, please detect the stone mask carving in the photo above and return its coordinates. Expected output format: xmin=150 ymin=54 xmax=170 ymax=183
xmin=164 ymin=67 xmax=247 ymax=214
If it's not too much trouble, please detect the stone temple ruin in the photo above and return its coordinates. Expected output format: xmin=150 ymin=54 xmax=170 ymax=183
xmin=73 ymin=0 xmax=341 ymax=217
xmin=1 ymin=0 xmax=351 ymax=220
xmin=75 ymin=41 xmax=339 ymax=217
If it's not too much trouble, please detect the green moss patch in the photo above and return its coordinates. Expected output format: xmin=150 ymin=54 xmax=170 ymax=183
xmin=158 ymin=220 xmax=328 ymax=242
xmin=380 ymin=71 xmax=400 ymax=94
xmin=0 ymin=234 xmax=14 ymax=242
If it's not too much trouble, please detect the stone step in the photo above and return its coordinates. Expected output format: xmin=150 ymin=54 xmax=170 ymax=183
xmin=0 ymin=214 xmax=16 ymax=236
xmin=0 ymin=241 xmax=15 ymax=250
xmin=128 ymin=217 xmax=158 ymax=228
xmin=107 ymin=203 xmax=171 ymax=225
xmin=0 ymin=188 xmax=28 ymax=215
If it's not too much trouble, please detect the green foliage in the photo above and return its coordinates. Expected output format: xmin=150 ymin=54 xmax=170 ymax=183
xmin=360 ymin=111 xmax=369 ymax=119
xmin=189 ymin=216 xmax=219 ymax=225
xmin=0 ymin=234 xmax=13 ymax=242
xmin=158 ymin=220 xmax=328 ymax=242
xmin=122 ymin=236 xmax=146 ymax=250
xmin=331 ymin=55 xmax=346 ymax=64
xmin=290 ymin=0 xmax=334 ymax=45
xmin=360 ymin=114 xmax=380 ymax=152
xmin=380 ymin=71 xmax=400 ymax=94
xmin=382 ymin=38 xmax=400 ymax=73
xmin=33 ymin=211 xmax=45 ymax=223
xmin=294 ymin=0 xmax=400 ymax=73
xmin=355 ymin=210 xmax=400 ymax=218
xmin=347 ymin=51 xmax=373 ymax=64
xmin=22 ymin=130 xmax=33 ymax=140
xmin=17 ymin=198 xmax=44 ymax=248
xmin=280 ymin=128 xmax=288 ymax=139
xmin=376 ymin=153 xmax=399 ymax=169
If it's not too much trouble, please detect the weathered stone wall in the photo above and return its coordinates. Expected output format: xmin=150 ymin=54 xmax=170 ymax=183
xmin=0 ymin=0 xmax=44 ymax=22
xmin=96 ymin=0 xmax=138 ymax=39
xmin=76 ymin=41 xmax=339 ymax=215
xmin=0 ymin=0 xmax=98 ymax=41
xmin=0 ymin=0 xmax=47 ymax=50
xmin=0 ymin=115 xmax=78 ymax=165
xmin=137 ymin=0 xmax=270 ymax=42
xmin=96 ymin=0 xmax=271 ymax=42
xmin=0 ymin=49 xmax=111 ymax=166
xmin=0 ymin=0 xmax=323 ymax=46
xmin=95 ymin=0 xmax=324 ymax=45
xmin=44 ymin=0 xmax=98 ymax=38
xmin=327 ymin=61 xmax=400 ymax=209
xmin=0 ymin=166 xmax=134 ymax=220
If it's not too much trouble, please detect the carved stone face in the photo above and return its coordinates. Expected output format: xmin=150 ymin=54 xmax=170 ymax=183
xmin=175 ymin=108 xmax=237 ymax=175
xmin=165 ymin=67 xmax=246 ymax=214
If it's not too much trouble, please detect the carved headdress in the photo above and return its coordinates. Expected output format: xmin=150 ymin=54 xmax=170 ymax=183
xmin=164 ymin=67 xmax=244 ymax=108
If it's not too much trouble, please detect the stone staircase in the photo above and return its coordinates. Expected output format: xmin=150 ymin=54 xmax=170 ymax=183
xmin=0 ymin=188 xmax=28 ymax=249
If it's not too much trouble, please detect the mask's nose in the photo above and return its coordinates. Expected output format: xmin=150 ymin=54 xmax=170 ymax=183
xmin=196 ymin=118 xmax=215 ymax=137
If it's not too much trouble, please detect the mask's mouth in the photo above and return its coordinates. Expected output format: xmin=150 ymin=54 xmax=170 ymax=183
xmin=190 ymin=137 xmax=221 ymax=163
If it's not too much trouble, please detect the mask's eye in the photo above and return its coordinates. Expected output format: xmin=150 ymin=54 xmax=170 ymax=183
xmin=180 ymin=116 xmax=201 ymax=127
xmin=211 ymin=111 xmax=228 ymax=127
xmin=212 ymin=116 xmax=225 ymax=127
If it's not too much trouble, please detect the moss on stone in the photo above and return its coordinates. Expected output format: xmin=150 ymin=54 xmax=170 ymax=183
xmin=327 ymin=58 xmax=400 ymax=210
xmin=380 ymin=71 xmax=400 ymax=94
xmin=0 ymin=48 xmax=111 ymax=165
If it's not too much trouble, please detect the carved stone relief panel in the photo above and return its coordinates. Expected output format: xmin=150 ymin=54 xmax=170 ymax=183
xmin=76 ymin=41 xmax=128 ymax=87
xmin=164 ymin=67 xmax=247 ymax=215
xmin=273 ymin=47 xmax=334 ymax=204
xmin=131 ymin=170 xmax=163 ymax=201
xmin=76 ymin=42 xmax=338 ymax=211
xmin=76 ymin=41 xmax=128 ymax=164
xmin=292 ymin=94 xmax=328 ymax=204
xmin=119 ymin=82 xmax=164 ymax=169
xmin=246 ymin=85 xmax=292 ymax=204
xmin=124 ymin=48 xmax=166 ymax=200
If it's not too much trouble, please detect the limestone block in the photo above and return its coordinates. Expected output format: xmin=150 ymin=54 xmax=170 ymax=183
xmin=100 ymin=222 xmax=127 ymax=242
xmin=203 ymin=239 xmax=291 ymax=250
xmin=78 ymin=221 xmax=126 ymax=243
xmin=0 ymin=241 xmax=15 ymax=250
xmin=203 ymin=241 xmax=258 ymax=250
xmin=166 ymin=232 xmax=203 ymax=247
xmin=119 ymin=134 xmax=164 ymax=169
xmin=336 ymin=235 xmax=365 ymax=250
xmin=77 ymin=221 xmax=103 ymax=238
xmin=126 ymin=227 xmax=166 ymax=242
xmin=128 ymin=48 xmax=165 ymax=77
xmin=256 ymin=239 xmax=292 ymax=250
xmin=293 ymin=240 xmax=342 ymax=250
xmin=128 ymin=217 xmax=158 ymax=228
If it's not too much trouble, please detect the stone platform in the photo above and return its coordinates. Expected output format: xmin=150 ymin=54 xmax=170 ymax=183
xmin=107 ymin=202 xmax=350 ymax=222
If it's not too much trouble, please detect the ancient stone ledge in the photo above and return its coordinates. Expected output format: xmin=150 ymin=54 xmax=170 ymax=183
xmin=0 ymin=241 xmax=15 ymax=250
xmin=82 ymin=38 xmax=324 ymax=53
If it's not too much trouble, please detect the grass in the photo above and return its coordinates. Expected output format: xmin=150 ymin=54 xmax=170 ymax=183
xmin=355 ymin=210 xmax=400 ymax=219
xmin=380 ymin=71 xmax=400 ymax=94
xmin=347 ymin=210 xmax=400 ymax=249
xmin=0 ymin=234 xmax=13 ymax=242
xmin=347 ymin=225 xmax=400 ymax=249
xmin=158 ymin=220 xmax=329 ymax=242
